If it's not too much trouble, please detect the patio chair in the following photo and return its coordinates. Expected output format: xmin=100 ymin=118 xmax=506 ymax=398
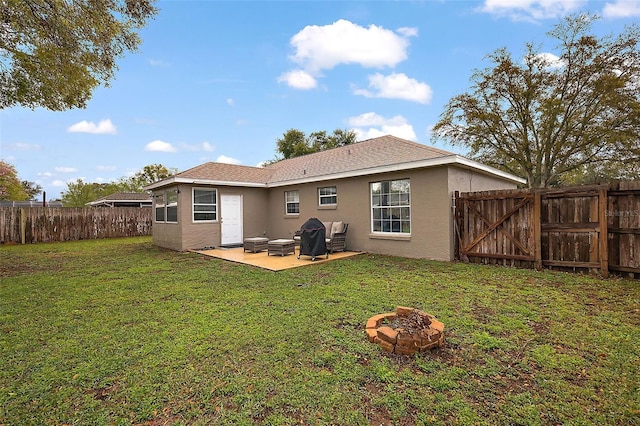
xmin=326 ymin=222 xmax=349 ymax=253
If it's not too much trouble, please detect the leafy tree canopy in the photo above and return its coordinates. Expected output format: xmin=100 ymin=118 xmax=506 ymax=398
xmin=0 ymin=160 xmax=30 ymax=200
xmin=272 ymin=128 xmax=358 ymax=162
xmin=22 ymin=180 xmax=43 ymax=200
xmin=432 ymin=14 xmax=640 ymax=188
xmin=61 ymin=163 xmax=176 ymax=207
xmin=121 ymin=163 xmax=177 ymax=192
xmin=1 ymin=0 xmax=158 ymax=111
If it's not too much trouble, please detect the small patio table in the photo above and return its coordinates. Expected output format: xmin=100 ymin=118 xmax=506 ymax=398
xmin=243 ymin=237 xmax=269 ymax=253
xmin=267 ymin=239 xmax=295 ymax=256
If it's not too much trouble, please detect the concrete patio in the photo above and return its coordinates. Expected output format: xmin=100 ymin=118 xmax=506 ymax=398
xmin=194 ymin=246 xmax=362 ymax=271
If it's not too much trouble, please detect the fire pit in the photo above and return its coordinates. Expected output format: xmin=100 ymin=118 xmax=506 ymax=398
xmin=365 ymin=306 xmax=444 ymax=355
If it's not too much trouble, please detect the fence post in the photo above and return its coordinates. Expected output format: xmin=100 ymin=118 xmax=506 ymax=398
xmin=533 ymin=191 xmax=542 ymax=271
xmin=453 ymin=191 xmax=459 ymax=261
xmin=20 ymin=208 xmax=26 ymax=244
xmin=599 ymin=185 xmax=609 ymax=278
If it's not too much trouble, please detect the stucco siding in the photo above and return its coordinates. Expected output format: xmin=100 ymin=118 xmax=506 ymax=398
xmin=150 ymin=164 xmax=519 ymax=257
xmin=152 ymin=222 xmax=182 ymax=251
xmin=266 ymin=167 xmax=455 ymax=261
xmin=225 ymin=187 xmax=270 ymax=240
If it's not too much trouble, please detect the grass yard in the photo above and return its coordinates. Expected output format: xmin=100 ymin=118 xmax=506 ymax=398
xmin=0 ymin=237 xmax=638 ymax=425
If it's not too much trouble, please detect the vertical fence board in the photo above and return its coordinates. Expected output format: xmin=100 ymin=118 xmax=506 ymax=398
xmin=456 ymin=183 xmax=639 ymax=278
xmin=0 ymin=207 xmax=152 ymax=244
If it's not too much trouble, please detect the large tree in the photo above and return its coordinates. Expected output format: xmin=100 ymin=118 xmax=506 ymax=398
xmin=61 ymin=179 xmax=112 ymax=207
xmin=21 ymin=180 xmax=42 ymax=200
xmin=432 ymin=14 xmax=640 ymax=188
xmin=60 ymin=163 xmax=175 ymax=206
xmin=120 ymin=163 xmax=177 ymax=192
xmin=1 ymin=0 xmax=157 ymax=111
xmin=274 ymin=128 xmax=358 ymax=161
xmin=0 ymin=160 xmax=29 ymax=200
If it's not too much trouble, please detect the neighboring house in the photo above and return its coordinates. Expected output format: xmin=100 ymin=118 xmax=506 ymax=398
xmin=87 ymin=192 xmax=152 ymax=208
xmin=145 ymin=135 xmax=525 ymax=261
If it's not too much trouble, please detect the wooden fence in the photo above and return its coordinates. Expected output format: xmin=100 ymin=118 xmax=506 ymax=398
xmin=0 ymin=207 xmax=152 ymax=244
xmin=455 ymin=182 xmax=640 ymax=278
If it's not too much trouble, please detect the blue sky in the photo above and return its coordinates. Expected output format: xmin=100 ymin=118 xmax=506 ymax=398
xmin=1 ymin=0 xmax=639 ymax=200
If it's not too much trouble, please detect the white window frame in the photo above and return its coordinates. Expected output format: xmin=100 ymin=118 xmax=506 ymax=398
xmin=318 ymin=186 xmax=337 ymax=206
xmin=192 ymin=188 xmax=217 ymax=222
xmin=285 ymin=190 xmax=299 ymax=215
xmin=370 ymin=179 xmax=411 ymax=234
xmin=166 ymin=190 xmax=178 ymax=223
xmin=154 ymin=192 xmax=165 ymax=223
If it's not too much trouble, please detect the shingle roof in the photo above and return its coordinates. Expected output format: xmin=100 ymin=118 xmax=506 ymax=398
xmin=145 ymin=135 xmax=524 ymax=190
xmin=175 ymin=162 xmax=274 ymax=184
xmin=93 ymin=192 xmax=152 ymax=202
xmin=264 ymin=135 xmax=455 ymax=183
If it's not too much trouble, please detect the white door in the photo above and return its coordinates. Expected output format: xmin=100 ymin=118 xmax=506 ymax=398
xmin=220 ymin=194 xmax=243 ymax=246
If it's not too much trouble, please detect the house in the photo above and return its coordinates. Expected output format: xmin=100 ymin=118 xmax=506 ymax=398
xmin=145 ymin=135 xmax=524 ymax=261
xmin=87 ymin=192 xmax=152 ymax=208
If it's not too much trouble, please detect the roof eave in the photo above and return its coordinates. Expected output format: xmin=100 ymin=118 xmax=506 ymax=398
xmin=143 ymin=156 xmax=525 ymax=190
xmin=452 ymin=156 xmax=526 ymax=184
xmin=144 ymin=177 xmax=267 ymax=190
xmin=267 ymin=155 xmax=526 ymax=187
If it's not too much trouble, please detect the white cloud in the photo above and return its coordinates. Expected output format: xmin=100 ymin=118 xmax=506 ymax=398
xmin=522 ymin=52 xmax=565 ymax=69
xmin=348 ymin=112 xmax=417 ymax=141
xmin=145 ymin=140 xmax=177 ymax=153
xmin=603 ymin=0 xmax=640 ymax=17
xmin=149 ymin=58 xmax=171 ymax=67
xmin=37 ymin=172 xmax=54 ymax=178
xmin=182 ymin=141 xmax=215 ymax=152
xmin=96 ymin=165 xmax=117 ymax=172
xmin=532 ymin=52 xmax=565 ymax=68
xmin=397 ymin=27 xmax=419 ymax=38
xmin=280 ymin=19 xmax=417 ymax=89
xmin=54 ymin=167 xmax=78 ymax=173
xmin=479 ymin=0 xmax=586 ymax=21
xmin=67 ymin=119 xmax=117 ymax=135
xmin=290 ymin=20 xmax=414 ymax=72
xmin=278 ymin=69 xmax=318 ymax=90
xmin=11 ymin=142 xmax=41 ymax=150
xmin=227 ymin=98 xmax=234 ymax=106
xmin=51 ymin=180 xmax=68 ymax=187
xmin=352 ymin=73 xmax=433 ymax=104
xmin=216 ymin=155 xmax=242 ymax=165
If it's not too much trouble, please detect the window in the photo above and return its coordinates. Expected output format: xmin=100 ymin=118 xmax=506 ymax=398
xmin=154 ymin=193 xmax=165 ymax=222
xmin=155 ymin=190 xmax=179 ymax=223
xmin=318 ymin=186 xmax=337 ymax=206
xmin=371 ymin=179 xmax=410 ymax=234
xmin=193 ymin=188 xmax=217 ymax=221
xmin=285 ymin=190 xmax=299 ymax=215
xmin=166 ymin=190 xmax=178 ymax=223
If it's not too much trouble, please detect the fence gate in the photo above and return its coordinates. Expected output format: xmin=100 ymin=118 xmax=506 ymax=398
xmin=454 ymin=184 xmax=628 ymax=278
xmin=455 ymin=189 xmax=536 ymax=268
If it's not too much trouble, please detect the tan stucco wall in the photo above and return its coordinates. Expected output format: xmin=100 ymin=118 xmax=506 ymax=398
xmin=152 ymin=222 xmax=182 ymax=251
xmin=266 ymin=167 xmax=454 ymax=261
xmin=152 ymin=184 xmax=270 ymax=250
xmin=152 ymin=166 xmax=519 ymax=258
xmin=151 ymin=184 xmax=182 ymax=251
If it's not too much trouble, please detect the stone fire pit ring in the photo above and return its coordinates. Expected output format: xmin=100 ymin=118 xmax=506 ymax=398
xmin=366 ymin=306 xmax=445 ymax=355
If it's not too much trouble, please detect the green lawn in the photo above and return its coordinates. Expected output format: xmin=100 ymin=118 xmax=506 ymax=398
xmin=1 ymin=237 xmax=638 ymax=425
